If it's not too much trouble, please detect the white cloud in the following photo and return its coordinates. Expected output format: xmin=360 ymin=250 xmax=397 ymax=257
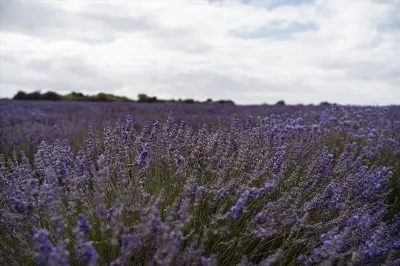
xmin=0 ymin=0 xmax=399 ymax=104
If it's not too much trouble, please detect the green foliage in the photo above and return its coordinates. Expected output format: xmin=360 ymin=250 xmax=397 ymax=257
xmin=136 ymin=94 xmax=236 ymax=105
xmin=13 ymin=91 xmax=133 ymax=102
xmin=11 ymin=91 xmax=237 ymax=104
xmin=13 ymin=90 xmax=53 ymax=101
xmin=320 ymin=101 xmax=332 ymax=106
xmin=13 ymin=91 xmax=28 ymax=100
xmin=182 ymin=98 xmax=195 ymax=104
xmin=138 ymin=94 xmax=158 ymax=103
xmin=215 ymin=99 xmax=235 ymax=104
xmin=42 ymin=91 xmax=63 ymax=101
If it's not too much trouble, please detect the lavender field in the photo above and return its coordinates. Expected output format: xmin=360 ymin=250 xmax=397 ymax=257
xmin=1 ymin=101 xmax=400 ymax=266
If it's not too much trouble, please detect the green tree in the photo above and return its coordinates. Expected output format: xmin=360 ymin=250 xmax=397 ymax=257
xmin=13 ymin=91 xmax=28 ymax=100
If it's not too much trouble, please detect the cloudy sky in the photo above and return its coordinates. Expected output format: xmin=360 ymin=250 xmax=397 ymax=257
xmin=0 ymin=0 xmax=399 ymax=105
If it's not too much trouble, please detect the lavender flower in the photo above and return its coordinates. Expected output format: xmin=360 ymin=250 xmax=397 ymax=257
xmin=33 ymin=229 xmax=54 ymax=265
xmin=121 ymin=231 xmax=141 ymax=255
xmin=201 ymin=255 xmax=218 ymax=266
xmin=76 ymin=215 xmax=91 ymax=237
xmin=214 ymin=187 xmax=228 ymax=201
xmin=228 ymin=190 xmax=250 ymax=221
xmin=74 ymin=215 xmax=99 ymax=265
xmin=2 ymin=103 xmax=400 ymax=265
xmin=175 ymin=154 xmax=185 ymax=167
xmin=75 ymin=241 xmax=99 ymax=264
xmin=136 ymin=146 xmax=149 ymax=165
xmin=254 ymin=211 xmax=267 ymax=224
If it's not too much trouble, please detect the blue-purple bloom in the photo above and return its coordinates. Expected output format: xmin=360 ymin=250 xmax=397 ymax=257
xmin=75 ymin=241 xmax=99 ymax=264
xmin=214 ymin=187 xmax=228 ymax=201
xmin=136 ymin=146 xmax=149 ymax=165
xmin=33 ymin=229 xmax=54 ymax=265
xmin=2 ymin=102 xmax=400 ymax=265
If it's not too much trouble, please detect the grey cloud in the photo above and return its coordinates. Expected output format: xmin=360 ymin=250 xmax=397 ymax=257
xmin=128 ymin=70 xmax=302 ymax=101
xmin=267 ymin=0 xmax=315 ymax=8
xmin=209 ymin=0 xmax=315 ymax=8
xmin=34 ymin=57 xmax=98 ymax=79
xmin=315 ymin=59 xmax=400 ymax=88
xmin=349 ymin=62 xmax=400 ymax=88
xmin=156 ymin=35 xmax=213 ymax=53
xmin=0 ymin=0 xmax=71 ymax=34
xmin=0 ymin=1 xmax=117 ymax=44
xmin=173 ymin=71 xmax=315 ymax=103
xmin=75 ymin=12 xmax=192 ymax=38
xmin=0 ymin=0 xmax=183 ymax=38
xmin=234 ymin=0 xmax=315 ymax=9
xmin=344 ymin=61 xmax=394 ymax=79
xmin=1 ymin=77 xmax=121 ymax=94
xmin=1 ymin=0 xmax=398 ymax=104
xmin=2 ymin=55 xmax=123 ymax=93
xmin=49 ymin=57 xmax=99 ymax=78
xmin=0 ymin=1 xmax=153 ymax=34
xmin=85 ymin=13 xmax=213 ymax=53
xmin=74 ymin=37 xmax=116 ymax=45
xmin=84 ymin=14 xmax=153 ymax=32
xmin=27 ymin=59 xmax=52 ymax=72
xmin=0 ymin=1 xmax=212 ymax=52
xmin=148 ymin=27 xmax=213 ymax=54
xmin=1 ymin=54 xmax=17 ymax=63
xmin=67 ymin=64 xmax=98 ymax=78
xmin=231 ymin=22 xmax=317 ymax=40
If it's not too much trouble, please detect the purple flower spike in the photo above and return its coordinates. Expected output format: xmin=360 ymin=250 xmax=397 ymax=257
xmin=33 ymin=229 xmax=54 ymax=265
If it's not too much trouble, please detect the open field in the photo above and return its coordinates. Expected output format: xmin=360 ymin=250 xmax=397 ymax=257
xmin=1 ymin=101 xmax=399 ymax=265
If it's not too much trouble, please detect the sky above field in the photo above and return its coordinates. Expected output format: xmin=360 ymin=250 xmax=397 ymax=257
xmin=0 ymin=0 xmax=399 ymax=105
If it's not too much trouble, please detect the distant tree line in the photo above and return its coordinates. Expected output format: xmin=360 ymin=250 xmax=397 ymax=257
xmin=136 ymin=94 xmax=235 ymax=104
xmin=14 ymin=91 xmax=63 ymax=101
xmin=13 ymin=91 xmax=131 ymax=102
xmin=10 ymin=91 xmax=336 ymax=106
xmin=12 ymin=91 xmax=236 ymax=104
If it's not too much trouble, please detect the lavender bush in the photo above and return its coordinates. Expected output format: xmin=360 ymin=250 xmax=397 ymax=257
xmin=1 ymin=102 xmax=399 ymax=265
xmin=0 ymin=101 xmax=320 ymax=159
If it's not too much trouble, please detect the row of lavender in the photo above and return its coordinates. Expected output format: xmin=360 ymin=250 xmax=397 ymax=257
xmin=0 ymin=101 xmax=317 ymax=159
xmin=1 ymin=102 xmax=400 ymax=265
